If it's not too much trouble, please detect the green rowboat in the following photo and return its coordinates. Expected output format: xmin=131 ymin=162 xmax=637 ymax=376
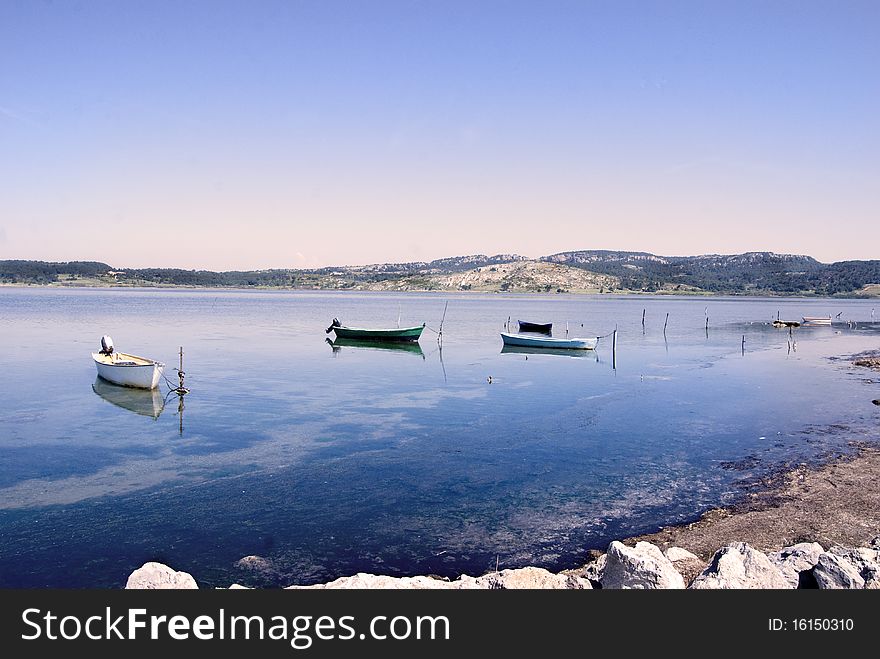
xmin=326 ymin=318 xmax=425 ymax=342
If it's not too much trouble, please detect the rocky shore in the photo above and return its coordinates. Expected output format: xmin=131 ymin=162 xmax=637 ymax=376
xmin=126 ymin=447 xmax=880 ymax=590
xmin=125 ymin=354 xmax=880 ymax=591
xmin=127 ymin=535 xmax=880 ymax=590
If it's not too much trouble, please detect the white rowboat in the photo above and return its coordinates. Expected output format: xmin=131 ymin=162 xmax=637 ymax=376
xmin=500 ymin=332 xmax=597 ymax=350
xmin=802 ymin=316 xmax=832 ymax=326
xmin=91 ymin=336 xmax=165 ymax=389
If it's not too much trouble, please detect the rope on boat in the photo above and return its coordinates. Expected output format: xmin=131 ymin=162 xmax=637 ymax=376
xmin=161 ymin=346 xmax=189 ymax=395
xmin=161 ymin=372 xmax=179 ymax=391
xmin=594 ymin=330 xmax=615 ymax=344
xmin=424 ymin=302 xmax=449 ymax=345
xmin=161 ymin=370 xmax=189 ymax=395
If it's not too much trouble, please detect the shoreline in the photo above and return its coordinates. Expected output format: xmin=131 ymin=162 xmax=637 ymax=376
xmin=587 ymin=355 xmax=880 ymax=581
xmin=1 ymin=281 xmax=877 ymax=300
xmin=130 ymin=354 xmax=880 ymax=589
xmin=243 ymin=355 xmax=880 ymax=588
xmin=126 ymin=442 xmax=880 ymax=589
xmin=623 ymin=441 xmax=880 ymax=559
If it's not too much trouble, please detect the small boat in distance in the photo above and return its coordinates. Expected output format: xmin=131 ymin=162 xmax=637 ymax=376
xmin=517 ymin=320 xmax=552 ymax=334
xmin=500 ymin=332 xmax=597 ymax=350
xmin=91 ymin=336 xmax=165 ymax=389
xmin=802 ymin=316 xmax=832 ymax=326
xmin=325 ymin=318 xmax=425 ymax=342
xmin=772 ymin=319 xmax=800 ymax=328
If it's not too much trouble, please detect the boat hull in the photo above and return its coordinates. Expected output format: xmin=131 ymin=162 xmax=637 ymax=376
xmin=330 ymin=325 xmax=425 ymax=342
xmin=500 ymin=332 xmax=597 ymax=350
xmin=92 ymin=353 xmax=165 ymax=389
xmin=802 ymin=316 xmax=832 ymax=326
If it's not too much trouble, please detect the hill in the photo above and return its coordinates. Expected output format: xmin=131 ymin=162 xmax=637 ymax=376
xmin=2 ymin=251 xmax=879 ymax=296
xmin=541 ymin=251 xmax=880 ymax=296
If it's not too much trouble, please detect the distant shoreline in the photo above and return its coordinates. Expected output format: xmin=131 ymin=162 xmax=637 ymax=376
xmin=1 ymin=282 xmax=876 ymax=300
xmin=3 ymin=253 xmax=879 ymax=297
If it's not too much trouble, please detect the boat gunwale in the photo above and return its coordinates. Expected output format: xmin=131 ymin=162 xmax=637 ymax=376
xmin=91 ymin=351 xmax=165 ymax=368
xmin=331 ymin=324 xmax=425 ymax=333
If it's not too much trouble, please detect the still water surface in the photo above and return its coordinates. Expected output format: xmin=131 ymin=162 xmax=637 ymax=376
xmin=0 ymin=287 xmax=878 ymax=587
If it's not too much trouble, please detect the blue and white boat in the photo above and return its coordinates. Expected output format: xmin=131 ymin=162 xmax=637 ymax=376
xmin=500 ymin=332 xmax=597 ymax=350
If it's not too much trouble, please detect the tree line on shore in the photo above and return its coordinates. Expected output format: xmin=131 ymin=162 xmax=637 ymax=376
xmin=2 ymin=250 xmax=879 ymax=296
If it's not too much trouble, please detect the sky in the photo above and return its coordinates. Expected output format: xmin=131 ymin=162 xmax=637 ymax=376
xmin=1 ymin=0 xmax=878 ymax=270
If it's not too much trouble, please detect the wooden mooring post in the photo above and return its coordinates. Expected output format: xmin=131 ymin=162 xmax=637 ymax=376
xmin=174 ymin=346 xmax=189 ymax=395
xmin=612 ymin=327 xmax=618 ymax=370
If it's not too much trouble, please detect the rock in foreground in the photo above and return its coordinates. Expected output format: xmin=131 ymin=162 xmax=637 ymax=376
xmin=126 ymin=535 xmax=880 ymax=589
xmin=690 ymin=543 xmax=790 ymax=589
xmin=768 ymin=542 xmax=824 ymax=589
xmin=813 ymin=546 xmax=880 ymax=589
xmin=288 ymin=567 xmax=591 ymax=590
xmin=599 ymin=541 xmax=685 ymax=589
xmin=126 ymin=562 xmax=198 ymax=589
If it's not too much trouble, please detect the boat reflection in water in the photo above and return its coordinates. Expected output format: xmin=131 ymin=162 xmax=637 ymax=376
xmin=500 ymin=344 xmax=599 ymax=360
xmin=326 ymin=337 xmax=425 ymax=359
xmin=92 ymin=377 xmax=166 ymax=419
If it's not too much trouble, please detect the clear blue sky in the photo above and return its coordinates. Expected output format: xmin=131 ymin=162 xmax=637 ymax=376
xmin=2 ymin=0 xmax=877 ymax=269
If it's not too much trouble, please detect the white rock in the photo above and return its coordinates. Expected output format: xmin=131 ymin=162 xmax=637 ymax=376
xmin=813 ymin=552 xmax=865 ymax=589
xmin=690 ymin=543 xmax=791 ymax=589
xmin=469 ymin=567 xmax=591 ymax=589
xmin=288 ymin=573 xmax=453 ymax=589
xmin=813 ymin=546 xmax=879 ymax=589
xmin=841 ymin=547 xmax=880 ymax=581
xmin=125 ymin=562 xmax=198 ymax=589
xmin=599 ymin=541 xmax=685 ymax=589
xmin=286 ymin=567 xmax=590 ymax=589
xmin=768 ymin=542 xmax=824 ymax=589
xmin=664 ymin=547 xmax=700 ymax=563
xmin=581 ymin=554 xmax=606 ymax=585
xmin=235 ymin=555 xmax=274 ymax=573
xmin=449 ymin=574 xmax=484 ymax=590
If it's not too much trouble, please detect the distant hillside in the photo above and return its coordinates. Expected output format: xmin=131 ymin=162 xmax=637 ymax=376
xmin=2 ymin=251 xmax=879 ymax=296
xmin=0 ymin=260 xmax=113 ymax=284
xmin=348 ymin=260 xmax=619 ymax=294
xmin=542 ymin=251 xmax=880 ymax=296
xmin=316 ymin=254 xmax=529 ymax=275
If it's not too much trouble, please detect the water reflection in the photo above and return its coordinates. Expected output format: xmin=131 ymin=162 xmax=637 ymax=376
xmin=2 ymin=288 xmax=879 ymax=588
xmin=92 ymin=378 xmax=165 ymax=419
xmin=326 ymin=337 xmax=425 ymax=359
xmin=500 ymin=344 xmax=599 ymax=360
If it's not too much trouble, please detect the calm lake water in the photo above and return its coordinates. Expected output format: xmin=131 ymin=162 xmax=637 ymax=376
xmin=1 ymin=287 xmax=878 ymax=588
